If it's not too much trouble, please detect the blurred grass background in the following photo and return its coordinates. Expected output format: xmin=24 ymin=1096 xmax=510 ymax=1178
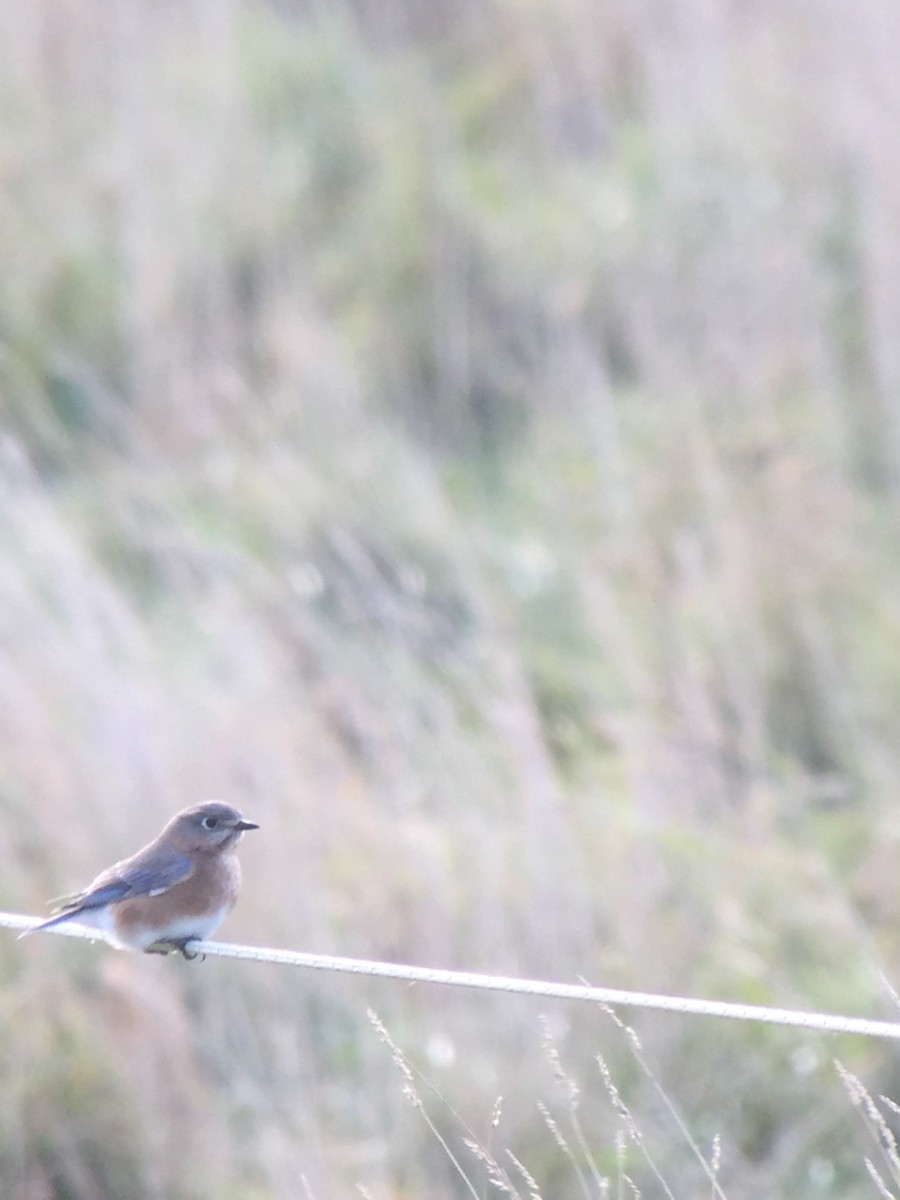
xmin=3 ymin=0 xmax=900 ymax=1196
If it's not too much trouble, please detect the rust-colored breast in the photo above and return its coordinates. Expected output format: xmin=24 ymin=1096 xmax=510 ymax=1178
xmin=113 ymin=852 xmax=242 ymax=946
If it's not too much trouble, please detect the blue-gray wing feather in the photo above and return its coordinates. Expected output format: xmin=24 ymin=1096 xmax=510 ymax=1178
xmin=53 ymin=847 xmax=195 ymax=914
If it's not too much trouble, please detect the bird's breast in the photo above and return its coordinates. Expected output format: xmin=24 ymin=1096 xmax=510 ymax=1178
xmin=112 ymin=852 xmax=242 ymax=949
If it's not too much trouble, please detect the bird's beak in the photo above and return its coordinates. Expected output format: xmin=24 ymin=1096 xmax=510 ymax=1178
xmin=234 ymin=819 xmax=259 ymax=831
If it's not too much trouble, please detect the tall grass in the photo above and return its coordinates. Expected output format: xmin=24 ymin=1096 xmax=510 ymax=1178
xmin=2 ymin=0 xmax=900 ymax=1196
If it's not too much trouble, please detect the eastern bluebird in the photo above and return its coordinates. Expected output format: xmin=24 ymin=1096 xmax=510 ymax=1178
xmin=20 ymin=802 xmax=258 ymax=959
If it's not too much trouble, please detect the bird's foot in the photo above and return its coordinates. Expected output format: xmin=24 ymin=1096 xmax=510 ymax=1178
xmin=143 ymin=937 xmax=205 ymax=961
xmin=143 ymin=940 xmax=174 ymax=955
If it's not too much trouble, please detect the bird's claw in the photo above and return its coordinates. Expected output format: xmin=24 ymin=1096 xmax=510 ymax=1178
xmin=143 ymin=938 xmax=205 ymax=961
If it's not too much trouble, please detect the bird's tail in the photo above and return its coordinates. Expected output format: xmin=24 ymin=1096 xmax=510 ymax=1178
xmin=17 ymin=906 xmax=84 ymax=940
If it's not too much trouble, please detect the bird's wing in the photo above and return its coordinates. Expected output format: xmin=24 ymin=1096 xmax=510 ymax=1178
xmin=51 ymin=848 xmax=195 ymax=914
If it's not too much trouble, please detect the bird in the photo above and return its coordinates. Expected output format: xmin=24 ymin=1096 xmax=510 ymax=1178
xmin=19 ymin=802 xmax=259 ymax=959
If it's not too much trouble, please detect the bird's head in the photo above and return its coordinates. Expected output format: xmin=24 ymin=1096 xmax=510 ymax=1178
xmin=167 ymin=802 xmax=259 ymax=852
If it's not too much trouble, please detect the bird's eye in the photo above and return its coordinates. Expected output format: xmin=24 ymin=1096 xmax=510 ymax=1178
xmin=202 ymin=816 xmax=219 ymax=830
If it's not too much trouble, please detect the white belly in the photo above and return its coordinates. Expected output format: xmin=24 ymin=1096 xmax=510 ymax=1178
xmin=117 ymin=902 xmax=233 ymax=950
xmin=67 ymin=902 xmax=233 ymax=950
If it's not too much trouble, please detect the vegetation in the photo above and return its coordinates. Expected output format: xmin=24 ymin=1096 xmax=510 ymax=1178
xmin=3 ymin=0 xmax=900 ymax=1196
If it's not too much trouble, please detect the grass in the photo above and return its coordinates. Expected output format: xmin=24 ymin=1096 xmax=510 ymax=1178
xmin=3 ymin=0 xmax=900 ymax=1195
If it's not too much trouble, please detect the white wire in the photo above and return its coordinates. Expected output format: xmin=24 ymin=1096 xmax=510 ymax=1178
xmin=4 ymin=909 xmax=899 ymax=1040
